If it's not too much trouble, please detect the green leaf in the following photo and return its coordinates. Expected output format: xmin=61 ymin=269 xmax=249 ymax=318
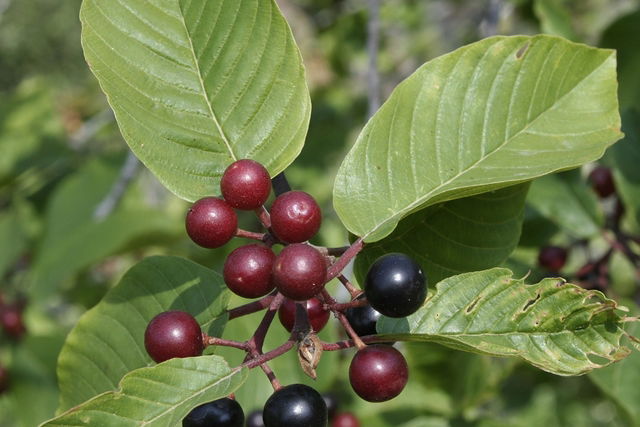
xmin=589 ymin=314 xmax=640 ymax=426
xmin=354 ymin=184 xmax=529 ymax=286
xmin=534 ymin=0 xmax=578 ymax=41
xmin=56 ymin=256 xmax=229 ymax=412
xmin=0 ymin=209 xmax=29 ymax=279
xmin=526 ymin=170 xmax=603 ymax=239
xmin=600 ymin=10 xmax=640 ymax=111
xmin=43 ymin=356 xmax=248 ymax=427
xmin=80 ymin=0 xmax=310 ymax=202
xmin=603 ymin=109 xmax=640 ymax=231
xmin=28 ymin=158 xmax=180 ymax=298
xmin=378 ymin=268 xmax=632 ymax=376
xmin=333 ymin=35 xmax=622 ymax=243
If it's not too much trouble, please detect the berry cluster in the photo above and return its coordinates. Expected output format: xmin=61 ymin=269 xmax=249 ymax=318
xmin=537 ymin=165 xmax=640 ymax=294
xmin=143 ymin=159 xmax=429 ymax=425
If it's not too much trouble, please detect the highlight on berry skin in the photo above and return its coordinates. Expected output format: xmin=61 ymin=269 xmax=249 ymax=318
xmin=185 ymin=197 xmax=238 ymax=248
xmin=221 ymin=159 xmax=272 ymax=210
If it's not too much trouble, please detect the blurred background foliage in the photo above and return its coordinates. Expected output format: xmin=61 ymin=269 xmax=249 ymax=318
xmin=0 ymin=0 xmax=639 ymax=426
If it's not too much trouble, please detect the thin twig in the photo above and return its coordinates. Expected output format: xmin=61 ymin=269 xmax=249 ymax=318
xmin=367 ymin=0 xmax=381 ymax=118
xmin=227 ymin=294 xmax=276 ymax=320
xmin=93 ymin=150 xmax=141 ymax=220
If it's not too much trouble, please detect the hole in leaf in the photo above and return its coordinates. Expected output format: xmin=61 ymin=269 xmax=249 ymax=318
xmin=465 ymin=296 xmax=481 ymax=314
xmin=516 ymin=42 xmax=530 ymax=59
xmin=522 ymin=291 xmax=541 ymax=312
xmin=587 ymin=353 xmax=611 ymax=366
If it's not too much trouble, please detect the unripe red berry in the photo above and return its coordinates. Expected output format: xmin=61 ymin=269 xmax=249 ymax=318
xmin=278 ymin=298 xmax=330 ymax=332
xmin=538 ymin=246 xmax=568 ymax=272
xmin=332 ymin=412 xmax=360 ymax=427
xmin=270 ymin=191 xmax=322 ymax=243
xmin=349 ymin=345 xmax=408 ymax=402
xmin=185 ymin=197 xmax=237 ymax=248
xmin=144 ymin=311 xmax=204 ymax=363
xmin=221 ymin=159 xmax=271 ymax=210
xmin=0 ymin=303 xmax=26 ymax=339
xmin=272 ymin=244 xmax=327 ymax=301
xmin=223 ymin=244 xmax=276 ymax=298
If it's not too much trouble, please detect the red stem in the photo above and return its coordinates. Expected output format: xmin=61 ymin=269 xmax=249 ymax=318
xmin=326 ymin=238 xmax=364 ymax=281
xmin=321 ymin=289 xmax=366 ymax=349
xmin=227 ymin=294 xmax=276 ymax=320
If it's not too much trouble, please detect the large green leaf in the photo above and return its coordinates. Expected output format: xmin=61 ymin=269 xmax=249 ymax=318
xmin=80 ymin=0 xmax=310 ymax=201
xmin=44 ymin=356 xmax=248 ymax=427
xmin=378 ymin=268 xmax=632 ymax=376
xmin=28 ymin=159 xmax=180 ymax=299
xmin=334 ymin=35 xmax=622 ymax=243
xmin=526 ymin=169 xmax=603 ymax=239
xmin=56 ymin=256 xmax=229 ymax=412
xmin=354 ymin=184 xmax=529 ymax=286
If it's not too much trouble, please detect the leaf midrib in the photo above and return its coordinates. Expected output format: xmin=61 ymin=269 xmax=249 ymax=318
xmin=177 ymin=3 xmax=237 ymax=161
xmin=360 ymin=48 xmax=614 ymax=241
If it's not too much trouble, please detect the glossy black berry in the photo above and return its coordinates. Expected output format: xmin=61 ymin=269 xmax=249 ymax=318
xmin=349 ymin=345 xmax=408 ymax=402
xmin=263 ymin=384 xmax=327 ymax=427
xmin=182 ymin=397 xmax=244 ymax=427
xmin=278 ymin=298 xmax=330 ymax=333
xmin=245 ymin=409 xmax=265 ymax=427
xmin=270 ymin=191 xmax=322 ymax=243
xmin=589 ymin=166 xmax=616 ymax=198
xmin=364 ymin=253 xmax=427 ymax=318
xmin=221 ymin=159 xmax=271 ymax=210
xmin=538 ymin=246 xmax=568 ymax=272
xmin=322 ymin=392 xmax=339 ymax=420
xmin=272 ymin=244 xmax=327 ymax=301
xmin=223 ymin=244 xmax=276 ymax=298
xmin=332 ymin=412 xmax=360 ymax=427
xmin=185 ymin=197 xmax=237 ymax=248
xmin=144 ymin=311 xmax=203 ymax=363
xmin=345 ymin=295 xmax=381 ymax=337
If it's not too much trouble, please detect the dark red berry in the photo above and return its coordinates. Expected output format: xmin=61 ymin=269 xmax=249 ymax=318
xmin=349 ymin=345 xmax=408 ymax=402
xmin=0 ymin=364 xmax=9 ymax=394
xmin=272 ymin=244 xmax=327 ymax=301
xmin=538 ymin=246 xmax=568 ymax=272
xmin=245 ymin=409 xmax=265 ymax=427
xmin=263 ymin=384 xmax=327 ymax=427
xmin=220 ymin=159 xmax=271 ymax=210
xmin=223 ymin=244 xmax=276 ymax=298
xmin=278 ymin=298 xmax=330 ymax=332
xmin=144 ymin=311 xmax=204 ymax=363
xmin=185 ymin=197 xmax=237 ymax=248
xmin=332 ymin=412 xmax=360 ymax=427
xmin=182 ymin=397 xmax=244 ymax=427
xmin=270 ymin=191 xmax=322 ymax=243
xmin=364 ymin=253 xmax=427 ymax=318
xmin=589 ymin=166 xmax=616 ymax=198
xmin=345 ymin=295 xmax=381 ymax=337
xmin=0 ymin=303 xmax=26 ymax=339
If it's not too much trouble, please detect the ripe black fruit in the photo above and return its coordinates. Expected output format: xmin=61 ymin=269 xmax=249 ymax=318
xmin=245 ymin=409 xmax=265 ymax=427
xmin=345 ymin=295 xmax=381 ymax=337
xmin=182 ymin=397 xmax=244 ymax=427
xmin=262 ymin=383 xmax=327 ymax=427
xmin=364 ymin=253 xmax=427 ymax=318
xmin=144 ymin=311 xmax=203 ymax=363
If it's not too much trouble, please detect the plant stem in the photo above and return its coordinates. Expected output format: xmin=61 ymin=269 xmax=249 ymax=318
xmin=203 ymin=335 xmax=248 ymax=351
xmin=247 ymin=293 xmax=284 ymax=353
xmin=338 ymin=275 xmax=362 ymax=298
xmin=227 ymin=293 xmax=276 ymax=320
xmin=272 ymin=172 xmax=292 ymax=196
xmin=254 ymin=206 xmax=271 ymax=228
xmin=320 ymin=289 xmax=366 ymax=349
xmin=326 ymin=238 xmax=364 ymax=281
xmin=235 ymin=228 xmax=266 ymax=241
xmin=243 ymin=340 xmax=295 ymax=369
